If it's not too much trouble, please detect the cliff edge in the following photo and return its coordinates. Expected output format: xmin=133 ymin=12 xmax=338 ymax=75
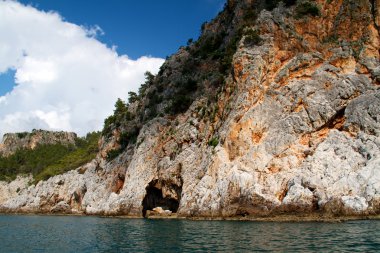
xmin=0 ymin=130 xmax=77 ymax=157
xmin=1 ymin=0 xmax=380 ymax=219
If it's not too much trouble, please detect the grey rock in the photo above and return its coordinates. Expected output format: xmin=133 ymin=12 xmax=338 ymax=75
xmin=1 ymin=0 xmax=380 ymax=218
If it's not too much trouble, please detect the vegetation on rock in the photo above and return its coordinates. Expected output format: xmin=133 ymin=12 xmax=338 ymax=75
xmin=1 ymin=0 xmax=380 ymax=217
xmin=265 ymin=0 xmax=297 ymax=10
xmin=208 ymin=137 xmax=219 ymax=148
xmin=243 ymin=29 xmax=262 ymax=46
xmin=0 ymin=132 xmax=100 ymax=183
xmin=295 ymin=1 xmax=321 ymax=18
xmin=101 ymin=0 xmax=269 ymax=161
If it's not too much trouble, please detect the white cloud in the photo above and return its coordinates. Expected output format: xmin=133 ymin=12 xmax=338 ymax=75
xmin=83 ymin=24 xmax=104 ymax=38
xmin=0 ymin=0 xmax=165 ymax=137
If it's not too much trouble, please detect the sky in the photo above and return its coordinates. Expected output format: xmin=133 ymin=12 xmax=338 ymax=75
xmin=0 ymin=0 xmax=225 ymax=137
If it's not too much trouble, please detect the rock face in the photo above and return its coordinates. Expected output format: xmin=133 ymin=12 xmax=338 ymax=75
xmin=1 ymin=0 xmax=380 ymax=218
xmin=0 ymin=130 xmax=77 ymax=157
xmin=0 ymin=175 xmax=32 ymax=203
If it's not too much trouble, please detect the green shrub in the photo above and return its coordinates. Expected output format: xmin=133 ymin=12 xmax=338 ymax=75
xmin=322 ymin=34 xmax=339 ymax=44
xmin=208 ymin=137 xmax=219 ymax=148
xmin=138 ymin=71 xmax=155 ymax=97
xmin=183 ymin=78 xmax=198 ymax=92
xmin=295 ymin=1 xmax=321 ymax=18
xmin=166 ymin=95 xmax=192 ymax=115
xmin=196 ymin=34 xmax=224 ymax=59
xmin=265 ymin=0 xmax=297 ymax=10
xmin=210 ymin=73 xmax=225 ymax=88
xmin=244 ymin=29 xmax=261 ymax=46
xmin=219 ymin=28 xmax=243 ymax=74
xmin=243 ymin=9 xmax=257 ymax=24
xmin=102 ymin=115 xmax=116 ymax=137
xmin=102 ymin=98 xmax=134 ymax=137
xmin=284 ymin=0 xmax=297 ymax=6
xmin=105 ymin=127 xmax=140 ymax=162
xmin=128 ymin=91 xmax=138 ymax=104
xmin=120 ymin=128 xmax=139 ymax=148
xmin=102 ymin=99 xmax=128 ymax=133
xmin=16 ymin=132 xmax=28 ymax=139
xmin=265 ymin=0 xmax=280 ymax=10
xmin=106 ymin=149 xmax=122 ymax=161
xmin=265 ymin=0 xmax=297 ymax=11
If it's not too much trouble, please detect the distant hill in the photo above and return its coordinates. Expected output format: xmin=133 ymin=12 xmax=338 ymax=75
xmin=0 ymin=130 xmax=77 ymax=157
xmin=0 ymin=130 xmax=100 ymax=182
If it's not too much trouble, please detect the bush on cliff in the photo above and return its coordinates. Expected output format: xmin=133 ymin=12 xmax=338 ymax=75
xmin=102 ymin=98 xmax=132 ymax=137
xmin=265 ymin=0 xmax=297 ymax=10
xmin=295 ymin=1 xmax=321 ymax=18
xmin=243 ymin=29 xmax=262 ymax=46
xmin=105 ymin=127 xmax=140 ymax=161
xmin=208 ymin=137 xmax=219 ymax=148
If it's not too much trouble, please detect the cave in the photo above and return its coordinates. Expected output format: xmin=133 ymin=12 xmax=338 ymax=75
xmin=142 ymin=181 xmax=180 ymax=217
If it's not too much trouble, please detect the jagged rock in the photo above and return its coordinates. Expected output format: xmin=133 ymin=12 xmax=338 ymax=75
xmin=282 ymin=183 xmax=315 ymax=211
xmin=51 ymin=201 xmax=71 ymax=214
xmin=341 ymin=196 xmax=369 ymax=214
xmin=0 ymin=175 xmax=32 ymax=203
xmin=0 ymin=0 xmax=380 ymax=218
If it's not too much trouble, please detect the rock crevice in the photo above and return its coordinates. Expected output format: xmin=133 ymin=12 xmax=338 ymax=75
xmin=1 ymin=0 xmax=380 ymax=218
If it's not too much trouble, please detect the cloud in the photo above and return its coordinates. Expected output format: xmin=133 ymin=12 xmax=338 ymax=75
xmin=0 ymin=0 xmax=165 ymax=137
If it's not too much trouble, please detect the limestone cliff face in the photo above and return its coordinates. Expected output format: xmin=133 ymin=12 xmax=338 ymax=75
xmin=0 ymin=130 xmax=77 ymax=157
xmin=1 ymin=0 xmax=380 ymax=218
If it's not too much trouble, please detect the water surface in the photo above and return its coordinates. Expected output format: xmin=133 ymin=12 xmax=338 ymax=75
xmin=0 ymin=215 xmax=379 ymax=252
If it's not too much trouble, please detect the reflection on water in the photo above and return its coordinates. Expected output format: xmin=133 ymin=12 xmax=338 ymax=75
xmin=0 ymin=215 xmax=379 ymax=252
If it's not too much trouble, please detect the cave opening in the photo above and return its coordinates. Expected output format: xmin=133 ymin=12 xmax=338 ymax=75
xmin=142 ymin=181 xmax=180 ymax=217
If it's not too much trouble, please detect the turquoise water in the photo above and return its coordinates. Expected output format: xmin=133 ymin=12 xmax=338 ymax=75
xmin=0 ymin=215 xmax=379 ymax=252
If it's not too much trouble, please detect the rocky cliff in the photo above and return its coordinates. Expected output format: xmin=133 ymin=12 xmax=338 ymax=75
xmin=0 ymin=129 xmax=77 ymax=157
xmin=1 ymin=0 xmax=380 ymax=219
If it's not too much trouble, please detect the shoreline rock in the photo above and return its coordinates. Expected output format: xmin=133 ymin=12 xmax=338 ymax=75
xmin=0 ymin=210 xmax=379 ymax=223
xmin=1 ymin=0 xmax=380 ymax=219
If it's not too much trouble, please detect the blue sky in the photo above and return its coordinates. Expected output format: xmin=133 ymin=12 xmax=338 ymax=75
xmin=0 ymin=0 xmax=225 ymax=96
xmin=0 ymin=0 xmax=226 ymax=136
xmin=19 ymin=0 xmax=225 ymax=59
xmin=0 ymin=69 xmax=16 ymax=95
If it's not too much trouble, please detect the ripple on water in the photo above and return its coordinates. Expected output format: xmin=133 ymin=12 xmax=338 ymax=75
xmin=0 ymin=215 xmax=379 ymax=252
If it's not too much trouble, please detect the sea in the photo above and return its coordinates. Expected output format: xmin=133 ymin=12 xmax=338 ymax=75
xmin=0 ymin=215 xmax=379 ymax=252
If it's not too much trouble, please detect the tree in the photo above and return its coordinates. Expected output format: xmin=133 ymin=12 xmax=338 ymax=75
xmin=114 ymin=98 xmax=127 ymax=114
xmin=128 ymin=91 xmax=138 ymax=104
xmin=144 ymin=71 xmax=155 ymax=84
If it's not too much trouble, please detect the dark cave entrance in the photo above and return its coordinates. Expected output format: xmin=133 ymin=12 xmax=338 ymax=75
xmin=142 ymin=181 xmax=181 ymax=217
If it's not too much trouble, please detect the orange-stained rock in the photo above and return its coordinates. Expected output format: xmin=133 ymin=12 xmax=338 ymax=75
xmin=1 ymin=0 xmax=380 ymax=218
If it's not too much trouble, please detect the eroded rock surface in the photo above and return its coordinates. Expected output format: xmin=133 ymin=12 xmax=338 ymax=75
xmin=0 ymin=0 xmax=379 ymax=218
